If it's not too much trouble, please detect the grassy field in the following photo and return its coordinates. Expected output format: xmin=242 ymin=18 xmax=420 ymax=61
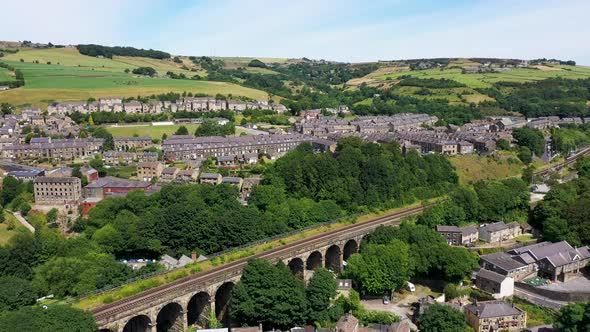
xmin=2 ymin=48 xmax=196 ymax=75
xmin=450 ymin=152 xmax=524 ymax=184
xmin=105 ymin=165 xmax=137 ymax=179
xmin=105 ymin=124 xmax=201 ymax=138
xmin=0 ymin=49 xmax=268 ymax=107
xmin=0 ymin=213 xmax=29 ymax=246
xmin=0 ymin=60 xmax=267 ymax=107
xmin=373 ymin=66 xmax=590 ymax=88
xmin=0 ymin=67 xmax=14 ymax=81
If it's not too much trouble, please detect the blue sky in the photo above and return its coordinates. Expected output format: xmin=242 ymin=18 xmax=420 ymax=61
xmin=2 ymin=0 xmax=589 ymax=64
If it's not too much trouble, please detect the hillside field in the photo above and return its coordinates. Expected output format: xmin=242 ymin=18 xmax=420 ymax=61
xmin=373 ymin=66 xmax=590 ymax=88
xmin=0 ymin=67 xmax=14 ymax=81
xmin=450 ymin=152 xmax=524 ymax=184
xmin=0 ymin=59 xmax=268 ymax=107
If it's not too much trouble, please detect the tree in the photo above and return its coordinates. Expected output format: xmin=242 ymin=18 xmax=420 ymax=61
xmin=417 ymin=201 xmax=466 ymax=228
xmin=0 ymin=305 xmax=98 ymax=332
xmin=554 ymin=301 xmax=590 ymax=332
xmin=131 ymin=66 xmax=157 ymax=76
xmin=46 ymin=208 xmax=59 ymax=224
xmin=346 ymin=240 xmax=413 ymax=295
xmin=175 ymin=125 xmax=189 ymax=135
xmin=1 ymin=176 xmax=20 ymax=205
xmin=248 ymin=59 xmax=267 ymax=68
xmin=496 ymin=138 xmax=510 ymax=150
xmin=417 ymin=304 xmax=472 ymax=332
xmin=306 ymin=268 xmax=338 ymax=324
xmin=517 ymin=146 xmax=533 ymax=164
xmin=91 ymin=127 xmax=114 ymax=151
xmin=20 ymin=203 xmax=31 ymax=216
xmin=195 ymin=119 xmax=235 ymax=137
xmin=0 ymin=103 xmax=13 ymax=115
xmin=512 ymin=127 xmax=545 ymax=156
xmin=231 ymin=259 xmax=308 ymax=329
xmin=443 ymin=283 xmax=461 ymax=300
xmin=0 ymin=276 xmax=38 ymax=311
xmin=88 ymin=115 xmax=94 ymax=126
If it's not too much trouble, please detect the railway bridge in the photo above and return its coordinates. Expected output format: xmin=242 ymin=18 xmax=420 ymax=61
xmin=94 ymin=205 xmax=424 ymax=332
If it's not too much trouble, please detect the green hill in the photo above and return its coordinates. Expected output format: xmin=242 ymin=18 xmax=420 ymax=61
xmin=0 ymin=48 xmax=268 ymax=107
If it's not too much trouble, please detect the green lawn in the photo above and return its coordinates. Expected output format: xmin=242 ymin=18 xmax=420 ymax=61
xmin=105 ymin=124 xmax=200 ymax=139
xmin=105 ymin=165 xmax=137 ymax=179
xmin=0 ymin=67 xmax=14 ymax=81
xmin=0 ymin=213 xmax=29 ymax=246
xmin=374 ymin=66 xmax=590 ymax=88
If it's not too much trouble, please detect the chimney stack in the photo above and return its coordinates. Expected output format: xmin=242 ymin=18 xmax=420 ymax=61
xmin=191 ymin=252 xmax=197 ymax=262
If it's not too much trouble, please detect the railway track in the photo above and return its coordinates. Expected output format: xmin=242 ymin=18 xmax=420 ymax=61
xmin=92 ymin=204 xmax=425 ymax=322
xmin=535 ymin=146 xmax=590 ymax=176
xmin=93 ymin=146 xmax=590 ymax=324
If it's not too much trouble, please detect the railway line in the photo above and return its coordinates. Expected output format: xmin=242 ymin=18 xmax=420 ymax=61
xmin=92 ymin=204 xmax=425 ymax=322
xmin=535 ymin=146 xmax=590 ymax=176
xmin=92 ymin=146 xmax=590 ymax=325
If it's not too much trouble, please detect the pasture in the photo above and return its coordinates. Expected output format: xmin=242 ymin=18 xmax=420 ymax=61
xmin=0 ymin=60 xmax=268 ymax=107
xmin=0 ymin=67 xmax=14 ymax=81
xmin=374 ymin=66 xmax=590 ymax=88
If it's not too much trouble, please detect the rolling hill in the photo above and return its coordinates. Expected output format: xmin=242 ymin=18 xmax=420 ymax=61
xmin=0 ymin=47 xmax=269 ymax=107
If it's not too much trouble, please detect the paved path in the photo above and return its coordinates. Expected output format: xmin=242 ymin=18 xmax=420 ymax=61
xmin=10 ymin=211 xmax=35 ymax=233
xmin=515 ymin=287 xmax=565 ymax=310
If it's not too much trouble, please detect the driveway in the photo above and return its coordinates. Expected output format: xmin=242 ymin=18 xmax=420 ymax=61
xmin=361 ymin=299 xmax=417 ymax=330
xmin=541 ymin=275 xmax=590 ymax=292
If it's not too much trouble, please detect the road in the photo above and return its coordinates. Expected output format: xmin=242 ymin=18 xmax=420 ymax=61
xmin=9 ymin=211 xmax=35 ymax=233
xmin=92 ymin=204 xmax=425 ymax=324
xmin=514 ymin=287 xmax=566 ymax=310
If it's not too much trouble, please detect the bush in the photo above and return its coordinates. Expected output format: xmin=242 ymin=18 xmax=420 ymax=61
xmin=19 ymin=203 xmax=31 ymax=216
xmin=443 ymin=283 xmax=460 ymax=300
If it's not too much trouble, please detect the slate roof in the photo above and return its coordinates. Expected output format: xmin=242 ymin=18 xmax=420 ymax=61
xmin=436 ymin=225 xmax=461 ymax=232
xmin=465 ymin=300 xmax=524 ymax=318
xmin=200 ymin=173 xmax=221 ymax=179
xmin=480 ymin=252 xmax=526 ymax=272
xmin=34 ymin=176 xmax=79 ymax=184
xmin=541 ymin=247 xmax=590 ymax=268
xmin=476 ymin=268 xmax=508 ymax=284
xmin=85 ymin=176 xmax=150 ymax=189
xmin=461 ymin=226 xmax=478 ymax=236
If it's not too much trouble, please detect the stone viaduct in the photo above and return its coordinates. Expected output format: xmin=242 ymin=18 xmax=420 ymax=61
xmin=94 ymin=204 xmax=424 ymax=332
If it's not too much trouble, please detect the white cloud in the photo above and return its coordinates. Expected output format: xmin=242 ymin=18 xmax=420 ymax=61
xmin=1 ymin=0 xmax=588 ymax=64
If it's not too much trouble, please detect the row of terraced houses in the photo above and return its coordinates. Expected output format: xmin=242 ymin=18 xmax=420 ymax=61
xmin=47 ymin=97 xmax=287 ymax=115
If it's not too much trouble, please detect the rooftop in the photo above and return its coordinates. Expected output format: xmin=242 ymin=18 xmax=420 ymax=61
xmin=465 ymin=300 xmax=524 ymax=318
xmin=476 ymin=268 xmax=509 ymax=284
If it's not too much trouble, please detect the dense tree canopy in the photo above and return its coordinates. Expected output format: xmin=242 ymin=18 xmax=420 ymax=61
xmin=77 ymin=44 xmax=170 ymax=59
xmin=532 ymin=171 xmax=590 ymax=246
xmin=0 ymin=305 xmax=98 ymax=332
xmin=0 ymin=276 xmax=38 ymax=311
xmin=554 ymin=301 xmax=590 ymax=332
xmin=346 ymin=240 xmax=413 ymax=295
xmin=417 ymin=304 xmax=473 ymax=332
xmin=362 ymin=223 xmax=478 ymax=283
xmin=512 ymin=127 xmax=546 ymax=156
xmin=231 ymin=259 xmax=308 ymax=329
xmin=194 ymin=119 xmax=235 ymax=137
